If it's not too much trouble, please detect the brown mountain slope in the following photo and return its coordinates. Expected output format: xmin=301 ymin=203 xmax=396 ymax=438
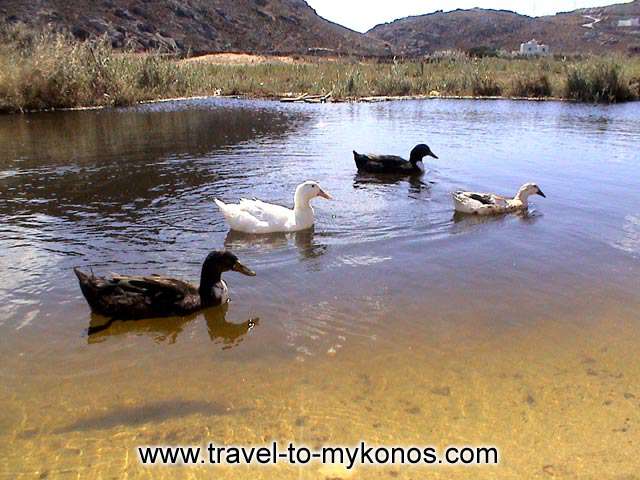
xmin=0 ymin=0 xmax=391 ymax=56
xmin=367 ymin=1 xmax=640 ymax=55
xmin=367 ymin=9 xmax=534 ymax=55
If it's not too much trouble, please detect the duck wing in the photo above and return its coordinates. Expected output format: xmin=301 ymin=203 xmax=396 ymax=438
xmin=215 ymin=198 xmax=293 ymax=233
xmin=457 ymin=192 xmax=507 ymax=206
xmin=369 ymin=155 xmax=410 ymax=167
xmin=238 ymin=199 xmax=292 ymax=222
xmin=353 ymin=151 xmax=413 ymax=173
xmin=468 ymin=193 xmax=496 ymax=205
xmin=74 ymin=268 xmax=200 ymax=319
xmin=453 ymin=191 xmax=510 ymax=214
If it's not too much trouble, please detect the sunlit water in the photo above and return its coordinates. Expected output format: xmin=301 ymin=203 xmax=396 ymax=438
xmin=1 ymin=98 xmax=639 ymax=479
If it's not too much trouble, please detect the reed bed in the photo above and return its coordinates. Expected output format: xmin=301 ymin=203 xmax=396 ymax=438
xmin=1 ymin=25 xmax=639 ymax=113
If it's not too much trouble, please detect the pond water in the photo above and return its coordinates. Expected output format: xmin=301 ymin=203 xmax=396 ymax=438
xmin=1 ymin=98 xmax=639 ymax=479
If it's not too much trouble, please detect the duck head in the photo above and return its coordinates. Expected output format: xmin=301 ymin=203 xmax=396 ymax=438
xmin=410 ymin=144 xmax=439 ymax=162
xmin=516 ymin=183 xmax=546 ymax=204
xmin=199 ymin=251 xmax=255 ymax=303
xmin=294 ymin=181 xmax=332 ymax=208
xmin=205 ymin=251 xmax=256 ymax=277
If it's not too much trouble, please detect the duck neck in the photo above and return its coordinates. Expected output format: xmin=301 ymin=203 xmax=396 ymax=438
xmin=409 ymin=149 xmax=425 ymax=165
xmin=199 ymin=264 xmax=222 ymax=307
xmin=293 ymin=191 xmax=312 ymax=213
xmin=409 ymin=152 xmax=426 ymax=172
xmin=514 ymin=188 xmax=531 ymax=206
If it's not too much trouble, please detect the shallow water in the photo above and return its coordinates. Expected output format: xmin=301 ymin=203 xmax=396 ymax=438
xmin=1 ymin=98 xmax=639 ymax=479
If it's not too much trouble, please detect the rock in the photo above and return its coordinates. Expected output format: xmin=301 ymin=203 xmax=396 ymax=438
xmin=138 ymin=22 xmax=156 ymax=34
xmin=71 ymin=26 xmax=90 ymax=40
xmin=279 ymin=15 xmax=301 ymax=25
xmin=200 ymin=23 xmax=217 ymax=40
xmin=114 ymin=8 xmax=133 ymax=20
xmin=87 ymin=19 xmax=109 ymax=34
xmin=108 ymin=30 xmax=125 ymax=48
xmin=175 ymin=7 xmax=193 ymax=19
xmin=431 ymin=386 xmax=451 ymax=396
xmin=130 ymin=6 xmax=146 ymax=16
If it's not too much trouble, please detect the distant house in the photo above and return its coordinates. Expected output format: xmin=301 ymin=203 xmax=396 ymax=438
xmin=617 ymin=18 xmax=640 ymax=27
xmin=519 ymin=39 xmax=550 ymax=56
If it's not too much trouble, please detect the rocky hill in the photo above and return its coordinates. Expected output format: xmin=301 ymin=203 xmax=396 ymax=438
xmin=367 ymin=1 xmax=640 ymax=55
xmin=2 ymin=0 xmax=639 ymax=57
xmin=0 ymin=0 xmax=391 ymax=56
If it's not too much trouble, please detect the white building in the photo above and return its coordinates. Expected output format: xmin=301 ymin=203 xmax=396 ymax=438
xmin=618 ymin=18 xmax=640 ymax=27
xmin=519 ymin=39 xmax=550 ymax=56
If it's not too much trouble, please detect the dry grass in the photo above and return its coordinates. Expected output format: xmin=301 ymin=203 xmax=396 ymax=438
xmin=0 ymin=25 xmax=194 ymax=112
xmin=1 ymin=24 xmax=639 ymax=113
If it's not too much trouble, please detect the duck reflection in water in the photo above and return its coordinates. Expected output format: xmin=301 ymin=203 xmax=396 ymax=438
xmin=353 ymin=173 xmax=432 ymax=198
xmin=224 ymin=227 xmax=326 ymax=260
xmin=87 ymin=302 xmax=258 ymax=349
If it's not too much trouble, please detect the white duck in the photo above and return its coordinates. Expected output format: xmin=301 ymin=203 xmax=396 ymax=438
xmin=452 ymin=183 xmax=546 ymax=215
xmin=214 ymin=181 xmax=332 ymax=234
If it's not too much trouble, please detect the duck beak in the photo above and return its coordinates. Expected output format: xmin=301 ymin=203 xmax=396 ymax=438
xmin=317 ymin=188 xmax=332 ymax=200
xmin=232 ymin=261 xmax=256 ymax=276
xmin=428 ymin=151 xmax=439 ymax=159
xmin=537 ymin=189 xmax=546 ymax=198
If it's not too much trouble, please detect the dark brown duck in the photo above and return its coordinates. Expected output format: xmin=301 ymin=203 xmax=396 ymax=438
xmin=74 ymin=251 xmax=255 ymax=320
xmin=353 ymin=144 xmax=438 ymax=175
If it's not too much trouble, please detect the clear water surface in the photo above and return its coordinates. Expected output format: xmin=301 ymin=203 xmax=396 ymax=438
xmin=0 ymin=98 xmax=639 ymax=479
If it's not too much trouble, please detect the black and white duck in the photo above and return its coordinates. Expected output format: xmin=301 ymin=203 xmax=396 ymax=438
xmin=353 ymin=144 xmax=438 ymax=175
xmin=74 ymin=251 xmax=255 ymax=319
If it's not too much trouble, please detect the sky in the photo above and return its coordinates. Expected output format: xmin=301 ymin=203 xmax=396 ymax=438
xmin=305 ymin=0 xmax=634 ymax=32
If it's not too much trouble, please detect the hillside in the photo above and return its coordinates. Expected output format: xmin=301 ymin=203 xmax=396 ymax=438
xmin=367 ymin=0 xmax=640 ymax=55
xmin=0 ymin=0 xmax=391 ymax=56
xmin=2 ymin=0 xmax=639 ymax=57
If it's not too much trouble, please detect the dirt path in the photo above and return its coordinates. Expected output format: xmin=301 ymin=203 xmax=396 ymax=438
xmin=581 ymin=15 xmax=602 ymax=29
xmin=181 ymin=53 xmax=301 ymax=65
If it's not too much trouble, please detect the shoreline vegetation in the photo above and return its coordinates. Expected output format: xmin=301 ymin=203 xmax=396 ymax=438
xmin=1 ymin=26 xmax=640 ymax=114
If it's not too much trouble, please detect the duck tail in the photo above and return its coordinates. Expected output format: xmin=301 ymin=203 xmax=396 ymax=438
xmin=73 ymin=267 xmax=91 ymax=284
xmin=74 ymin=268 xmax=101 ymax=312
xmin=214 ymin=198 xmax=235 ymax=223
xmin=353 ymin=151 xmax=367 ymax=171
xmin=214 ymin=198 xmax=230 ymax=216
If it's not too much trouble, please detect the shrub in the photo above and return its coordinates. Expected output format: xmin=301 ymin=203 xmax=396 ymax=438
xmin=467 ymin=46 xmax=499 ymax=58
xmin=565 ymin=62 xmax=634 ymax=103
xmin=512 ymin=74 xmax=552 ymax=97
xmin=471 ymin=73 xmax=502 ymax=96
xmin=631 ymin=77 xmax=640 ymax=97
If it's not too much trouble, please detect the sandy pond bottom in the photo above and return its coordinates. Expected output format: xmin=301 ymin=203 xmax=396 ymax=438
xmin=3 ymin=297 xmax=639 ymax=480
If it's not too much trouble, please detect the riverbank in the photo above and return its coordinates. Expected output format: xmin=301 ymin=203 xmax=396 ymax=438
xmin=1 ymin=26 xmax=639 ymax=113
xmin=52 ymin=93 xmax=567 ymax=115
